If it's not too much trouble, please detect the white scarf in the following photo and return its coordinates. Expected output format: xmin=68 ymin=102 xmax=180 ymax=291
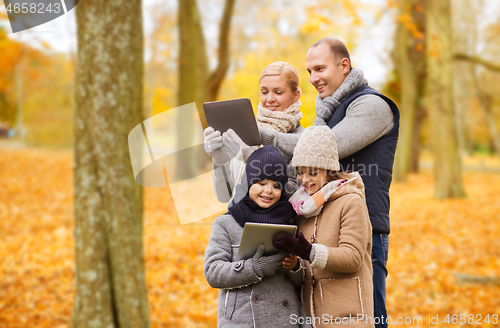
xmin=288 ymin=179 xmax=347 ymax=218
xmin=256 ymin=100 xmax=303 ymax=133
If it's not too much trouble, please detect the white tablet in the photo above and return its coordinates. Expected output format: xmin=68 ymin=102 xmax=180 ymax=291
xmin=236 ymin=222 xmax=297 ymax=260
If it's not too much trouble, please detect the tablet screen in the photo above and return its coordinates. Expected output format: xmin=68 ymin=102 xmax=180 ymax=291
xmin=203 ymin=98 xmax=262 ymax=146
xmin=236 ymin=222 xmax=297 ymax=260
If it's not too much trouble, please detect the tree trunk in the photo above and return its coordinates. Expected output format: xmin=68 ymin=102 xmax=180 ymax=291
xmin=205 ymin=0 xmax=236 ymax=102
xmin=176 ymin=0 xmax=208 ymax=180
xmin=471 ymin=69 xmax=500 ymax=154
xmin=176 ymin=0 xmax=236 ymax=178
xmin=392 ymin=0 xmax=426 ymax=182
xmin=409 ymin=103 xmax=425 ymax=173
xmin=73 ymin=0 xmax=149 ymax=327
xmin=425 ymin=0 xmax=466 ymax=198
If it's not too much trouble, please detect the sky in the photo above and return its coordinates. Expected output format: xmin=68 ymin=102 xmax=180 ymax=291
xmin=2 ymin=0 xmax=498 ymax=88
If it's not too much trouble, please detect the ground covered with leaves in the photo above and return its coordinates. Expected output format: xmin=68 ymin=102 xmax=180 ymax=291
xmin=0 ymin=148 xmax=499 ymax=327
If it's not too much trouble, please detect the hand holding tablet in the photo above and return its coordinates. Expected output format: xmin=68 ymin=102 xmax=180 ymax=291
xmin=236 ymin=222 xmax=297 ymax=260
xmin=203 ymin=98 xmax=261 ymax=147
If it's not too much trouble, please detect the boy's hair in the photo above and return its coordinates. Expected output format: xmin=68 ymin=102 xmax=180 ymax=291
xmin=246 ymin=145 xmax=288 ymax=190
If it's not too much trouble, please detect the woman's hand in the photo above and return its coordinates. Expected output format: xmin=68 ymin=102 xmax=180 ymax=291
xmin=222 ymin=129 xmax=258 ymax=162
xmin=282 ymin=254 xmax=299 ymax=270
xmin=204 ymin=127 xmax=230 ymax=164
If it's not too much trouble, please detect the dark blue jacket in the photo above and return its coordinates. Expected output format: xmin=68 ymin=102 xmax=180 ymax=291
xmin=327 ymin=85 xmax=400 ymax=234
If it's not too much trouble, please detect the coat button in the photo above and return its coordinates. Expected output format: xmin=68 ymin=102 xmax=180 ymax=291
xmin=283 ymin=299 xmax=289 ymax=307
xmin=253 ymin=296 xmax=260 ymax=304
xmin=234 ymin=262 xmax=241 ymax=268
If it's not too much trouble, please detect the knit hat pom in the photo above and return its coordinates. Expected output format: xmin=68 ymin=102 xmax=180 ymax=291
xmin=245 ymin=146 xmax=288 ymax=189
xmin=292 ymin=126 xmax=340 ymax=171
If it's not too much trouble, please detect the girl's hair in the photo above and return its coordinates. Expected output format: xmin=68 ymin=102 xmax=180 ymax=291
xmin=259 ymin=61 xmax=299 ymax=93
xmin=326 ymin=170 xmax=351 ymax=182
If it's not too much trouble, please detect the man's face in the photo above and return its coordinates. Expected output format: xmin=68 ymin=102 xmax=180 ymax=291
xmin=306 ymin=43 xmax=349 ymax=99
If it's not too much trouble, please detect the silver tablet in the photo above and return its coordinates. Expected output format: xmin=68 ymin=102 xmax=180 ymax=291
xmin=203 ymin=98 xmax=262 ymax=146
xmin=236 ymin=222 xmax=297 ymax=260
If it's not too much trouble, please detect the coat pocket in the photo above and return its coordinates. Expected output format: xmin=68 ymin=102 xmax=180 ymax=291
xmin=224 ymin=289 xmax=237 ymax=319
xmin=318 ymin=277 xmax=364 ymax=319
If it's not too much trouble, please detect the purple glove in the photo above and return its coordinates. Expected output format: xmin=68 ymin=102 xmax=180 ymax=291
xmin=273 ymin=231 xmax=312 ymax=261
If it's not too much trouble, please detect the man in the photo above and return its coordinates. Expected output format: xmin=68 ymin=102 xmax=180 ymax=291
xmin=259 ymin=37 xmax=399 ymax=328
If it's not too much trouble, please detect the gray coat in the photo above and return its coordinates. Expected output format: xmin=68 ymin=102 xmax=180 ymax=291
xmin=204 ymin=214 xmax=311 ymax=328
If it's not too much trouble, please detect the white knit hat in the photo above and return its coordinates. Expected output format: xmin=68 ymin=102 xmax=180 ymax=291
xmin=292 ymin=126 xmax=340 ymax=171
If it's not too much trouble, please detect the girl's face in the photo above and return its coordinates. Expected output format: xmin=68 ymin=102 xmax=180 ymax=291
xmin=249 ymin=179 xmax=282 ymax=208
xmin=297 ymin=167 xmax=329 ymax=195
xmin=260 ymin=75 xmax=300 ymax=112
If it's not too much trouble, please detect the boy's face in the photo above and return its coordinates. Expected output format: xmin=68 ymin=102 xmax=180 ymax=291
xmin=297 ymin=167 xmax=329 ymax=195
xmin=249 ymin=179 xmax=282 ymax=208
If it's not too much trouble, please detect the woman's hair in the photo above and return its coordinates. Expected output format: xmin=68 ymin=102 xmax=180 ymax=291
xmin=259 ymin=61 xmax=299 ymax=93
xmin=326 ymin=170 xmax=351 ymax=182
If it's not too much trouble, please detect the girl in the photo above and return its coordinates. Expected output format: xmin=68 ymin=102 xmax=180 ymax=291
xmin=273 ymin=126 xmax=374 ymax=328
xmin=204 ymin=146 xmax=311 ymax=328
xmin=204 ymin=61 xmax=304 ymax=203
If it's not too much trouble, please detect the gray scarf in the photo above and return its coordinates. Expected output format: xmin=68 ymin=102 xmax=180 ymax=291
xmin=314 ymin=67 xmax=368 ymax=126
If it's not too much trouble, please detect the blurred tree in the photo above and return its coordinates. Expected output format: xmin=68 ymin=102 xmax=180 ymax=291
xmin=73 ymin=0 xmax=149 ymax=327
xmin=0 ymin=27 xmax=22 ymax=125
xmin=452 ymin=0 xmax=500 ymax=155
xmin=205 ymin=0 xmax=236 ymax=102
xmin=145 ymin=3 xmax=178 ymax=119
xmin=425 ymin=0 xmax=465 ymax=198
xmin=454 ymin=54 xmax=500 ymax=72
xmin=0 ymin=28 xmax=43 ymax=127
xmin=176 ymin=0 xmax=235 ymax=179
xmin=391 ymin=0 xmax=426 ymax=182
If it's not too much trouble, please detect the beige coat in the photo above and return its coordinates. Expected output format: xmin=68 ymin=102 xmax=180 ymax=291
xmin=295 ymin=172 xmax=374 ymax=328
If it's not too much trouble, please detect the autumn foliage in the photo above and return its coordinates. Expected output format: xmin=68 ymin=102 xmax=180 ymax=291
xmin=0 ymin=147 xmax=499 ymax=327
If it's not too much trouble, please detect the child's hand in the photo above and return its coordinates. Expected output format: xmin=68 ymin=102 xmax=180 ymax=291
xmin=282 ymin=254 xmax=298 ymax=270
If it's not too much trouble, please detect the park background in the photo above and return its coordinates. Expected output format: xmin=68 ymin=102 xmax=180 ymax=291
xmin=1 ymin=0 xmax=500 ymax=327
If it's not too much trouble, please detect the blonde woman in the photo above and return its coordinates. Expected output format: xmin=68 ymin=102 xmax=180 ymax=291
xmin=204 ymin=61 xmax=305 ymax=203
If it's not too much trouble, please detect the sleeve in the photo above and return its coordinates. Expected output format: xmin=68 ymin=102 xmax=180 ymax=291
xmin=259 ymin=128 xmax=301 ymax=162
xmin=284 ymin=163 xmax=300 ymax=198
xmin=287 ymin=257 xmax=306 ymax=289
xmin=204 ymin=218 xmax=262 ymax=289
xmin=212 ymin=158 xmax=244 ymax=203
xmin=310 ymin=196 xmax=370 ymax=273
xmin=332 ymin=94 xmax=394 ymax=159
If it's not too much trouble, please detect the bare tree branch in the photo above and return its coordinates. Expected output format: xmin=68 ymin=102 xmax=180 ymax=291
xmin=453 ymin=53 xmax=500 ymax=72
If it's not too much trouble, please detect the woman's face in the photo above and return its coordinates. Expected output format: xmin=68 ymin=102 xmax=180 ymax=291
xmin=296 ymin=167 xmax=329 ymax=195
xmin=260 ymin=75 xmax=300 ymax=112
xmin=249 ymin=179 xmax=282 ymax=208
